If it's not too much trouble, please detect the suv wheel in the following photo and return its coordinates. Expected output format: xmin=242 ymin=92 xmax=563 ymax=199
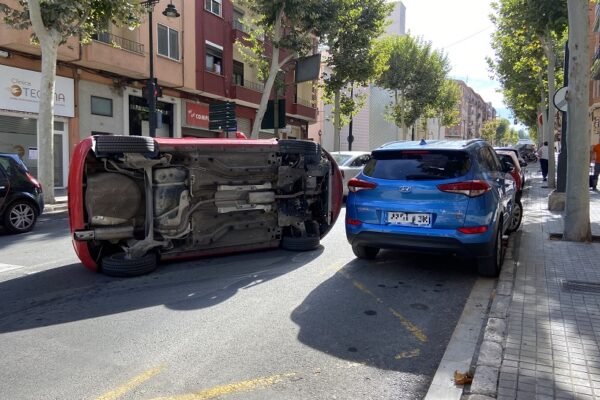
xmin=477 ymin=225 xmax=504 ymax=277
xmin=507 ymin=200 xmax=523 ymax=233
xmin=4 ymin=201 xmax=37 ymax=234
xmin=352 ymin=244 xmax=379 ymax=260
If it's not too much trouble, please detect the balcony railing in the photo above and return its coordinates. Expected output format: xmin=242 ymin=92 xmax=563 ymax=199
xmin=232 ymin=78 xmax=264 ymax=92
xmin=92 ymin=32 xmax=144 ymax=55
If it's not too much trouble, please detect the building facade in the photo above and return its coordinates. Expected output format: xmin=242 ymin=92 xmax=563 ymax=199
xmin=0 ymin=0 xmax=318 ymax=190
xmin=445 ymin=80 xmax=496 ymax=140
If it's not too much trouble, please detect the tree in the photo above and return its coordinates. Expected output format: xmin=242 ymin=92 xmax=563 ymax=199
xmin=315 ymin=0 xmax=391 ymax=150
xmin=424 ymin=79 xmax=461 ymax=138
xmin=563 ymin=0 xmax=591 ymax=242
xmin=0 ymin=0 xmax=139 ymax=203
xmin=236 ymin=0 xmax=319 ymax=139
xmin=481 ymin=119 xmax=500 ymax=145
xmin=374 ymin=34 xmax=451 ymax=140
xmin=495 ymin=118 xmax=511 ymax=144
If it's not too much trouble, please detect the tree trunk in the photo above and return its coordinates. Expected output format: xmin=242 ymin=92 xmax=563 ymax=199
xmin=541 ymin=34 xmax=557 ymax=188
xmin=333 ymin=89 xmax=341 ymax=151
xmin=27 ymin=0 xmax=62 ymax=204
xmin=399 ymin=91 xmax=407 ymax=140
xmin=251 ymin=7 xmax=284 ymax=139
xmin=564 ymin=0 xmax=591 ymax=241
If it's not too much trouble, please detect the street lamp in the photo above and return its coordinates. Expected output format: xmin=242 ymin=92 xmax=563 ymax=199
xmin=140 ymin=0 xmax=180 ymax=137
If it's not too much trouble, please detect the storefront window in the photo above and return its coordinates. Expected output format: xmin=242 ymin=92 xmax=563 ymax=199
xmin=128 ymin=95 xmax=174 ymax=137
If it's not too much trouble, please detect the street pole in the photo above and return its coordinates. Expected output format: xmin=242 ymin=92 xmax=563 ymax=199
xmin=347 ymin=83 xmax=354 ymax=151
xmin=148 ymin=7 xmax=157 ymax=138
xmin=557 ymin=41 xmax=569 ymax=192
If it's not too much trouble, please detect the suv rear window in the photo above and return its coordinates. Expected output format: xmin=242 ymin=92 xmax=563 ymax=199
xmin=363 ymin=150 xmax=471 ymax=180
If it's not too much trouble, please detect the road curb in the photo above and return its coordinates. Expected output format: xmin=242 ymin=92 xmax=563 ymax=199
xmin=466 ymin=231 xmax=520 ymax=399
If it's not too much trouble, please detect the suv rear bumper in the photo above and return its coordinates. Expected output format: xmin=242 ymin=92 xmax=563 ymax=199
xmin=346 ymin=231 xmax=494 ymax=259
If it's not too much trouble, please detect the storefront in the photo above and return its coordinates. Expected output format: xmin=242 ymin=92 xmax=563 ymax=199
xmin=0 ymin=65 xmax=73 ymax=188
xmin=123 ymin=87 xmax=181 ymax=138
xmin=181 ymin=101 xmax=213 ymax=137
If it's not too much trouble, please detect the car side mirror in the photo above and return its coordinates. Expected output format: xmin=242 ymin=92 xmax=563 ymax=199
xmin=502 ymin=161 xmax=514 ymax=173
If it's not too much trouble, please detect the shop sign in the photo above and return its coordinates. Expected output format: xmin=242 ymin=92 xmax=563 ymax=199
xmin=185 ymin=102 xmax=209 ymax=129
xmin=0 ymin=65 xmax=74 ymax=117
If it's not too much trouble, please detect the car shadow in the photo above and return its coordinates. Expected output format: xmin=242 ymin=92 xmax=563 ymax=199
xmin=290 ymin=250 xmax=478 ymax=374
xmin=0 ymin=246 xmax=324 ymax=334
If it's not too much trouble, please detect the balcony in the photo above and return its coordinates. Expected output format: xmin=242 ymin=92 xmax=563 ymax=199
xmin=231 ymin=78 xmax=263 ymax=105
xmin=290 ymin=98 xmax=317 ymax=121
xmin=92 ymin=32 xmax=144 ymax=55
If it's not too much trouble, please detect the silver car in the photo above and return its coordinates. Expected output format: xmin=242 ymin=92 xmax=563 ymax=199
xmin=331 ymin=151 xmax=372 ymax=196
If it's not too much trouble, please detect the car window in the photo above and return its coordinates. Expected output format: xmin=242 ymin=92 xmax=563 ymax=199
xmin=350 ymin=155 xmax=370 ymax=167
xmin=332 ymin=154 xmax=352 ymax=165
xmin=364 ymin=150 xmax=471 ymax=180
xmin=478 ymin=147 xmax=501 ymax=173
xmin=0 ymin=157 xmax=12 ymax=176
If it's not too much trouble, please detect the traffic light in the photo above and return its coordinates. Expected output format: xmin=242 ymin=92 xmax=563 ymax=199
xmin=142 ymin=79 xmax=162 ymax=104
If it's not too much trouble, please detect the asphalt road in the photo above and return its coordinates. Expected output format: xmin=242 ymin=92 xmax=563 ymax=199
xmin=0 ymin=210 xmax=478 ymax=400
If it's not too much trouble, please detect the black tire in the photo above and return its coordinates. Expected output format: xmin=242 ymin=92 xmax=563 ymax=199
xmin=279 ymin=139 xmax=321 ymax=164
xmin=101 ymin=252 xmax=158 ymax=277
xmin=352 ymin=244 xmax=380 ymax=260
xmin=281 ymin=235 xmax=320 ymax=251
xmin=95 ymin=135 xmax=157 ymax=155
xmin=477 ymin=225 xmax=504 ymax=277
xmin=3 ymin=200 xmax=38 ymax=234
xmin=507 ymin=200 xmax=523 ymax=234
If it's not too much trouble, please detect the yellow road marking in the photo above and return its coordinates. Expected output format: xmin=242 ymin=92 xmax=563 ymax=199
xmin=318 ymin=261 xmax=345 ymax=276
xmin=95 ymin=365 xmax=165 ymax=400
xmin=338 ymin=270 xmax=428 ymax=343
xmin=151 ymin=373 xmax=296 ymax=400
xmin=395 ymin=348 xmax=421 ymax=359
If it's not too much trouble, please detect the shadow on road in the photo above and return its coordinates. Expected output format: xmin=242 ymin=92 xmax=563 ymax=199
xmin=0 ymin=247 xmax=323 ymax=334
xmin=291 ymin=250 xmax=477 ymax=375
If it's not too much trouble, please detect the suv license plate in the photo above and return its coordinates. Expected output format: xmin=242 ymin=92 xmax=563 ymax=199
xmin=387 ymin=212 xmax=431 ymax=227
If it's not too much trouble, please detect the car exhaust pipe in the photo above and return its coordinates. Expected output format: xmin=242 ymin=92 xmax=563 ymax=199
xmin=74 ymin=226 xmax=134 ymax=241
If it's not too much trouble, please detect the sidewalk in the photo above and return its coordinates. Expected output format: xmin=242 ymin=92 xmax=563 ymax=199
xmin=468 ymin=171 xmax=600 ymax=399
xmin=43 ymin=189 xmax=68 ymax=214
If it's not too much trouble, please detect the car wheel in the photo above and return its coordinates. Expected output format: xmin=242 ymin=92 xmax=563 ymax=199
xmin=101 ymin=252 xmax=158 ymax=277
xmin=95 ymin=135 xmax=157 ymax=155
xmin=278 ymin=139 xmax=321 ymax=164
xmin=281 ymin=235 xmax=320 ymax=251
xmin=477 ymin=225 xmax=504 ymax=277
xmin=507 ymin=200 xmax=523 ymax=233
xmin=3 ymin=201 xmax=37 ymax=234
xmin=352 ymin=244 xmax=380 ymax=260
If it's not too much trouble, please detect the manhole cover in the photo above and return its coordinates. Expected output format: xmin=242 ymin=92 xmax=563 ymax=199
xmin=561 ymin=280 xmax=600 ymax=294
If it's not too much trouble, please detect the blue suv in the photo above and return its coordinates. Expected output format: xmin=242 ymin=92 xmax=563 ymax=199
xmin=345 ymin=139 xmax=517 ymax=277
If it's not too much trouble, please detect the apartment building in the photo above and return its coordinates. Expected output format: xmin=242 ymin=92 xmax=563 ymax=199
xmin=0 ymin=0 xmax=317 ymax=188
xmin=590 ymin=2 xmax=600 ymax=142
xmin=445 ymin=80 xmax=496 ymax=140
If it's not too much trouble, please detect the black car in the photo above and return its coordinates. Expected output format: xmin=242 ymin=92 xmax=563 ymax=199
xmin=0 ymin=154 xmax=44 ymax=233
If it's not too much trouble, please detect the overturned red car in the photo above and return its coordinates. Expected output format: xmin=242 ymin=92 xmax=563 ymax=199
xmin=68 ymin=135 xmax=343 ymax=276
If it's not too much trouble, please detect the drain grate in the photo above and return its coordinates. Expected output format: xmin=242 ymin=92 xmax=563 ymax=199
xmin=561 ymin=280 xmax=600 ymax=294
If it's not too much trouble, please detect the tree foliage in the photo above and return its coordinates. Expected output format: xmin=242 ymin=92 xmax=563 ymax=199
xmin=481 ymin=119 xmax=500 ymax=145
xmin=373 ymin=34 xmax=451 ymax=135
xmin=424 ymin=79 xmax=461 ymax=127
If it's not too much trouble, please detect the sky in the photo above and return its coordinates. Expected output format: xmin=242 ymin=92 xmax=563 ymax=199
xmin=399 ymin=0 xmax=514 ymax=122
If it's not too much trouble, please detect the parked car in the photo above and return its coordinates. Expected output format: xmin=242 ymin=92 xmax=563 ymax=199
xmin=495 ymin=150 xmax=525 ymax=196
xmin=515 ymin=143 xmax=537 ymax=162
xmin=0 ymin=153 xmax=44 ymax=234
xmin=331 ymin=151 xmax=372 ymax=196
xmin=68 ymin=135 xmax=343 ymax=277
xmin=345 ymin=139 xmax=519 ymax=277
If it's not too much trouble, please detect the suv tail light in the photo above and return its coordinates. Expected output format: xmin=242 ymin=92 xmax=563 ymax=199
xmin=26 ymin=172 xmax=42 ymax=189
xmin=348 ymin=178 xmax=377 ymax=193
xmin=437 ymin=180 xmax=490 ymax=197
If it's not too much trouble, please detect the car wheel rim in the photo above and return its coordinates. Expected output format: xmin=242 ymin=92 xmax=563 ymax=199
xmin=9 ymin=204 xmax=34 ymax=230
xmin=510 ymin=204 xmax=522 ymax=230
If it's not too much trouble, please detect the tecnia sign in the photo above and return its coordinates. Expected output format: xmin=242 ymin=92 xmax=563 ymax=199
xmin=0 ymin=65 xmax=74 ymax=117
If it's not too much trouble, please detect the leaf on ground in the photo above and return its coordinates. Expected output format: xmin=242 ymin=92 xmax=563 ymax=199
xmin=453 ymin=369 xmax=473 ymax=385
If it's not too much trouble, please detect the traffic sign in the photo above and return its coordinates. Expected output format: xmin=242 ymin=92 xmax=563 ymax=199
xmin=209 ymin=101 xmax=236 ymax=131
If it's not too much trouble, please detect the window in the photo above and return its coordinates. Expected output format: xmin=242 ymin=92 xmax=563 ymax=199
xmin=206 ymin=44 xmax=223 ymax=75
xmin=205 ymin=0 xmax=222 ymax=16
xmin=157 ymin=24 xmax=180 ymax=61
xmin=233 ymin=61 xmax=244 ymax=86
xmin=91 ymin=96 xmax=113 ymax=117
xmin=233 ymin=8 xmax=245 ymax=31
xmin=363 ymin=150 xmax=471 ymax=180
xmin=350 ymin=155 xmax=371 ymax=167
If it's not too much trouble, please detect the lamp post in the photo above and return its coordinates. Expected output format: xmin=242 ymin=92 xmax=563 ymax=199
xmin=140 ymin=0 xmax=180 ymax=137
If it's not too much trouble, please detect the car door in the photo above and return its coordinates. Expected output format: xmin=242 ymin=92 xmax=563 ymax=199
xmin=0 ymin=158 xmax=10 ymax=210
xmin=479 ymin=147 xmax=512 ymax=227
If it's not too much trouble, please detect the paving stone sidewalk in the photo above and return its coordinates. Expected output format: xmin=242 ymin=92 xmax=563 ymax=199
xmin=468 ymin=171 xmax=600 ymax=400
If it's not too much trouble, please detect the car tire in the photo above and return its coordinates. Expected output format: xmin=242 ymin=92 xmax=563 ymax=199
xmin=101 ymin=252 xmax=158 ymax=277
xmin=279 ymin=139 xmax=321 ymax=164
xmin=281 ymin=235 xmax=320 ymax=251
xmin=352 ymin=244 xmax=380 ymax=260
xmin=3 ymin=200 xmax=38 ymax=234
xmin=507 ymin=200 xmax=523 ymax=233
xmin=95 ymin=135 xmax=157 ymax=156
xmin=477 ymin=225 xmax=504 ymax=277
